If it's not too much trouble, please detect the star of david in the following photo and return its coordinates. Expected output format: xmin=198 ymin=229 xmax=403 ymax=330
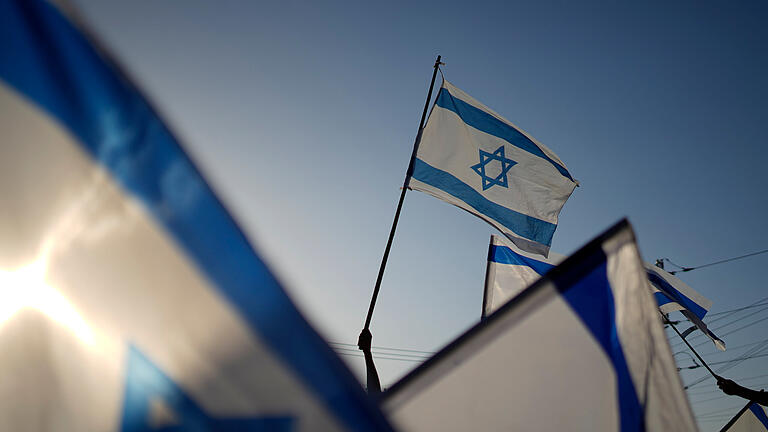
xmin=471 ymin=145 xmax=517 ymax=191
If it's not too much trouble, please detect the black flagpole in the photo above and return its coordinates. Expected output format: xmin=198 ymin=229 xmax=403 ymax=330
xmin=654 ymin=260 xmax=718 ymax=381
xmin=663 ymin=313 xmax=717 ymax=379
xmin=357 ymin=56 xmax=442 ymax=378
xmin=481 ymin=235 xmax=494 ymax=320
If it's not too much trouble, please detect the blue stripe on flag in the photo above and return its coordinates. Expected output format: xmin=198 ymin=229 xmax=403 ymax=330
xmin=435 ymin=88 xmax=574 ymax=182
xmin=488 ymin=244 xmax=556 ymax=275
xmin=652 ymin=291 xmax=675 ymax=308
xmin=556 ymin=254 xmax=643 ymax=432
xmin=645 ymin=271 xmax=707 ymax=320
xmin=121 ymin=345 xmax=294 ymax=431
xmin=412 ymin=158 xmax=557 ymax=246
xmin=0 ymin=1 xmax=390 ymax=430
xmin=750 ymin=403 xmax=768 ymax=430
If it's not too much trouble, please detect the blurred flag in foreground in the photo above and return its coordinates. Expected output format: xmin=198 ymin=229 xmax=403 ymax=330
xmin=483 ymin=235 xmax=724 ymax=350
xmin=721 ymin=402 xmax=768 ymax=431
xmin=384 ymin=220 xmax=696 ymax=431
xmin=0 ymin=1 xmax=391 ymax=431
xmin=408 ymin=80 xmax=577 ymax=257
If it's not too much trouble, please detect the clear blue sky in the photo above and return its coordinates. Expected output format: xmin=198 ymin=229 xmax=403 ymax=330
xmin=72 ymin=1 xmax=768 ymax=429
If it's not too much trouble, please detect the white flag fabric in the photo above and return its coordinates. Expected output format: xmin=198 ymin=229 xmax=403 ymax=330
xmin=721 ymin=402 xmax=768 ymax=431
xmin=0 ymin=1 xmax=392 ymax=431
xmin=482 ymin=234 xmax=565 ymax=318
xmin=385 ymin=220 xmax=696 ymax=431
xmin=645 ymin=266 xmax=711 ymax=318
xmin=645 ymin=265 xmax=725 ymax=350
xmin=483 ymin=235 xmax=724 ymax=350
xmin=408 ymin=80 xmax=577 ymax=256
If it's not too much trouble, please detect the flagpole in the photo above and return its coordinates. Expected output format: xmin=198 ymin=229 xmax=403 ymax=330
xmin=360 ymin=55 xmax=442 ymax=335
xmin=653 ymin=260 xmax=718 ymax=381
xmin=481 ymin=235 xmax=494 ymax=320
xmin=663 ymin=314 xmax=717 ymax=379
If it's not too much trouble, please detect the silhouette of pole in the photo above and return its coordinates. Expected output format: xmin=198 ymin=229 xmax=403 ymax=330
xmin=655 ymin=259 xmax=717 ymax=380
xmin=361 ymin=55 xmax=442 ymax=334
xmin=358 ymin=55 xmax=442 ymax=391
xmin=663 ymin=314 xmax=717 ymax=379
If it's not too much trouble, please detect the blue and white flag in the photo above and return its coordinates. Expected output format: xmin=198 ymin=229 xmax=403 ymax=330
xmin=0 ymin=1 xmax=392 ymax=431
xmin=645 ymin=265 xmax=725 ymax=351
xmin=721 ymin=402 xmax=768 ymax=431
xmin=482 ymin=234 xmax=565 ymax=318
xmin=483 ymin=235 xmax=725 ymax=350
xmin=385 ymin=220 xmax=696 ymax=431
xmin=408 ymin=80 xmax=578 ymax=256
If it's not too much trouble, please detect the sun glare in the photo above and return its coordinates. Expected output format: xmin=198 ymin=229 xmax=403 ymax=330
xmin=0 ymin=259 xmax=95 ymax=346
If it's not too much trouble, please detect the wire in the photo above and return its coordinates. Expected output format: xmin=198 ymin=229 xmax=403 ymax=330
xmin=328 ymin=341 xmax=435 ymax=355
xmin=706 ymin=297 xmax=768 ymax=319
xmin=670 ymin=297 xmax=768 ymax=329
xmin=672 ymin=309 xmax=768 ymax=351
xmin=692 ymin=315 xmax=768 ymax=349
xmin=698 ymin=417 xmax=738 ymax=425
xmin=705 ymin=352 xmax=768 ymax=367
xmin=329 ymin=341 xmax=434 ymax=364
xmin=696 ymin=404 xmax=749 ymax=418
xmin=689 ymin=392 xmax=743 ymax=404
xmin=674 ymin=305 xmax=768 ymax=346
xmin=334 ymin=351 xmax=425 ymax=363
xmin=331 ymin=346 xmax=430 ymax=361
xmin=686 ymin=374 xmax=768 ymax=396
xmin=663 ymin=248 xmax=768 ymax=274
xmin=684 ymin=341 xmax=768 ymax=389
xmin=725 ymin=372 xmax=768 ymax=383
xmin=691 ymin=337 xmax=768 ymax=359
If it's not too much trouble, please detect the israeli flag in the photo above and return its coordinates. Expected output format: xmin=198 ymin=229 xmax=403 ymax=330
xmin=482 ymin=234 xmax=565 ymax=318
xmin=645 ymin=265 xmax=725 ymax=351
xmin=385 ymin=220 xmax=696 ymax=431
xmin=483 ymin=235 xmax=724 ymax=350
xmin=721 ymin=402 xmax=768 ymax=432
xmin=408 ymin=80 xmax=578 ymax=256
xmin=0 ymin=1 xmax=392 ymax=431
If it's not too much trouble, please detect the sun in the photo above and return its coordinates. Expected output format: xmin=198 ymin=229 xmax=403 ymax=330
xmin=0 ymin=258 xmax=94 ymax=345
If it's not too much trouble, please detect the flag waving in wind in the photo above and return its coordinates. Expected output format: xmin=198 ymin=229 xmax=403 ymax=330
xmin=483 ymin=234 xmax=725 ymax=350
xmin=646 ymin=264 xmax=725 ymax=350
xmin=0 ymin=1 xmax=392 ymax=430
xmin=385 ymin=220 xmax=696 ymax=431
xmin=408 ymin=80 xmax=577 ymax=256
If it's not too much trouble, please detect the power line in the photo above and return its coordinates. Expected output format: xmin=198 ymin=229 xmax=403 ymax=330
xmin=671 ymin=312 xmax=768 ymax=352
xmin=696 ymin=404 xmax=747 ymax=418
xmin=673 ymin=305 xmax=768 ymax=347
xmin=705 ymin=352 xmax=768 ymax=367
xmin=689 ymin=392 xmax=743 ymax=404
xmin=334 ymin=351 xmax=425 ymax=363
xmin=706 ymin=297 xmax=768 ymax=319
xmin=692 ymin=315 xmax=768 ymax=349
xmin=723 ymin=372 xmax=768 ymax=383
xmin=695 ymin=337 xmax=768 ymax=357
xmin=688 ymin=377 xmax=768 ymax=402
xmin=686 ymin=373 xmax=768 ymax=396
xmin=698 ymin=417 xmax=736 ymax=424
xmin=663 ymin=248 xmax=768 ymax=274
xmin=701 ymin=302 xmax=768 ymax=333
xmin=667 ymin=297 xmax=768 ymax=355
xmin=328 ymin=341 xmax=435 ymax=355
xmin=684 ymin=341 xmax=768 ymax=389
xmin=332 ymin=346 xmax=430 ymax=361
